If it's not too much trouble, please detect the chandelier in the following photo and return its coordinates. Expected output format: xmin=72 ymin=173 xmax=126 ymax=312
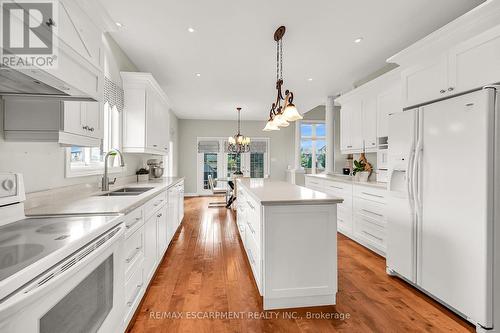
xmin=263 ymin=26 xmax=302 ymax=132
xmin=227 ymin=107 xmax=251 ymax=154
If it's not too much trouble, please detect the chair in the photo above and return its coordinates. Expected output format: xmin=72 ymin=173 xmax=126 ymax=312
xmin=208 ymin=174 xmax=228 ymax=208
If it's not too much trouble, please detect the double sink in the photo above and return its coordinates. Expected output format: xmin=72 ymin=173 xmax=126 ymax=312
xmin=98 ymin=187 xmax=154 ymax=197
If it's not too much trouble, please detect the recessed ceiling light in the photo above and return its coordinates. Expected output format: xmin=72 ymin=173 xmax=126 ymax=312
xmin=187 ymin=27 xmax=195 ymax=33
xmin=115 ymin=22 xmax=123 ymax=27
xmin=195 ymin=73 xmax=201 ymax=77
xmin=307 ymin=78 xmax=313 ymax=81
xmin=354 ymin=37 xmax=364 ymax=43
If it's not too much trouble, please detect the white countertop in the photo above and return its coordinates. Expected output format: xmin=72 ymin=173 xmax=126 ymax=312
xmin=237 ymin=178 xmax=343 ymax=206
xmin=305 ymin=173 xmax=388 ymax=189
xmin=26 ymin=177 xmax=184 ymax=216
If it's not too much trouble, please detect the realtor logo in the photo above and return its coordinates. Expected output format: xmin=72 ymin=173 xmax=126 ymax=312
xmin=1 ymin=0 xmax=58 ymax=68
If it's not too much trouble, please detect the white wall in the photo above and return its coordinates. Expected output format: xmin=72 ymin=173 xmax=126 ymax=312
xmin=0 ymin=34 xmax=162 ymax=193
xmin=178 ymin=119 xmax=294 ymax=194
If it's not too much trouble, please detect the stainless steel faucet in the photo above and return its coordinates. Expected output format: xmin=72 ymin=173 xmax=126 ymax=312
xmin=101 ymin=149 xmax=126 ymax=191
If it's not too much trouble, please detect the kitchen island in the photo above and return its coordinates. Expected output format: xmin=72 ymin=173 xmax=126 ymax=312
xmin=236 ymin=178 xmax=343 ymax=310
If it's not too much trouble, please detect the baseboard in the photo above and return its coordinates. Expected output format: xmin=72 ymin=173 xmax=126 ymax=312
xmin=184 ymin=193 xmax=200 ymax=197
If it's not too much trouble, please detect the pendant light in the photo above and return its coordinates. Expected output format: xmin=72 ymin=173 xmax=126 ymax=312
xmin=263 ymin=26 xmax=302 ymax=132
xmin=228 ymin=107 xmax=251 ymax=153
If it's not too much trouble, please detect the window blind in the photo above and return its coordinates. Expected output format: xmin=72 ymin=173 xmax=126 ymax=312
xmin=250 ymin=141 xmax=267 ymax=153
xmin=103 ymin=76 xmax=124 ymax=112
xmin=198 ymin=140 xmax=220 ymax=153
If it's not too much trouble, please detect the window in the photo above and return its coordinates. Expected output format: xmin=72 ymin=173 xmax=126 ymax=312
xmin=300 ymin=121 xmax=326 ymax=173
xmin=226 ymin=153 xmax=241 ymax=177
xmin=66 ymin=102 xmax=122 ymax=177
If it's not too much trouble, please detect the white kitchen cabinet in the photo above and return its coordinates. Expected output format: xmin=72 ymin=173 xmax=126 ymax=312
xmin=157 ymin=205 xmax=168 ymax=260
xmin=177 ymin=181 xmax=185 ymax=224
xmin=121 ymin=72 xmax=170 ymax=155
xmin=339 ymin=99 xmax=363 ymax=152
xmin=3 ymin=97 xmax=102 ymax=147
xmin=377 ymin=84 xmax=402 ymax=138
xmin=143 ymin=214 xmax=158 ymax=282
xmin=401 ymin=56 xmax=448 ymax=108
xmin=304 ymin=175 xmax=387 ymax=256
xmin=448 ymin=25 xmax=500 ymax=94
xmin=362 ymin=97 xmax=377 ymax=152
xmin=401 ymin=25 xmax=500 ymax=108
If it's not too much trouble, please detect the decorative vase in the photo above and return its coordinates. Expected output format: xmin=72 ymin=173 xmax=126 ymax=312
xmin=359 ymin=171 xmax=370 ymax=182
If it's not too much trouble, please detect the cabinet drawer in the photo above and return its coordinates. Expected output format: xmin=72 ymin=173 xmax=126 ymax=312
xmin=354 ymin=197 xmax=387 ymax=221
xmin=124 ymin=226 xmax=144 ymax=282
xmin=124 ymin=206 xmax=144 ymax=238
xmin=245 ymin=197 xmax=261 ymax=243
xmin=324 ymin=180 xmax=352 ymax=196
xmin=145 ymin=191 xmax=167 ymax=220
xmin=124 ymin=266 xmax=144 ymax=324
xmin=355 ymin=213 xmax=386 ymax=246
xmin=245 ymin=225 xmax=261 ymax=292
xmin=354 ymin=185 xmax=387 ymax=204
xmin=305 ymin=177 xmax=323 ymax=191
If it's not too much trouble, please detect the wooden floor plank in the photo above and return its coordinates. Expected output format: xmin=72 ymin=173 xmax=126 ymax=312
xmin=128 ymin=197 xmax=474 ymax=333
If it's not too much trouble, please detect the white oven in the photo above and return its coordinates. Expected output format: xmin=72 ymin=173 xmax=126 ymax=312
xmin=0 ymin=224 xmax=125 ymax=333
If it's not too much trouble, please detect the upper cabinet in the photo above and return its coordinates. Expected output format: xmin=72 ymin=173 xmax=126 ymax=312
xmin=337 ymin=69 xmax=401 ymax=155
xmin=121 ymin=72 xmax=171 ymax=155
xmin=394 ymin=13 xmax=500 ymax=108
xmin=3 ymin=97 xmax=103 ymax=147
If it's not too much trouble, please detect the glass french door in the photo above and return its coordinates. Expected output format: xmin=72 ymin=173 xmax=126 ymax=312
xmin=224 ymin=151 xmax=267 ymax=178
xmin=202 ymin=153 xmax=219 ymax=190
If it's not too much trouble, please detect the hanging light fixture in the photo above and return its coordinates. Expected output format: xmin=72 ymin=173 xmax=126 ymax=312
xmin=263 ymin=26 xmax=302 ymax=132
xmin=228 ymin=107 xmax=251 ymax=153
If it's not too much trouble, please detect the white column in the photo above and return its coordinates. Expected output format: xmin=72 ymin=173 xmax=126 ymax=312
xmin=294 ymin=120 xmax=302 ymax=170
xmin=325 ymin=96 xmax=335 ymax=174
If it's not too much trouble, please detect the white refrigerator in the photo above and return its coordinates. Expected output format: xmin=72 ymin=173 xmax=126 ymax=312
xmin=386 ymin=87 xmax=499 ymax=330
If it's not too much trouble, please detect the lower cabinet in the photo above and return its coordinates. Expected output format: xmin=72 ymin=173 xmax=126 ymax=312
xmin=120 ymin=180 xmax=185 ymax=331
xmin=143 ymin=214 xmax=158 ymax=283
xmin=305 ymin=175 xmax=388 ymax=256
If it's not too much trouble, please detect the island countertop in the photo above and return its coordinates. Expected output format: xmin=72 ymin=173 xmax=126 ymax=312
xmin=237 ymin=178 xmax=343 ymax=206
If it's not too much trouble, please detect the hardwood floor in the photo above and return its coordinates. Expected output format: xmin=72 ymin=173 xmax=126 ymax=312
xmin=128 ymin=197 xmax=474 ymax=333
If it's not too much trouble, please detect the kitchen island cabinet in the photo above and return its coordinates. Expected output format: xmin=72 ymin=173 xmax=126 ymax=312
xmin=236 ymin=178 xmax=342 ymax=310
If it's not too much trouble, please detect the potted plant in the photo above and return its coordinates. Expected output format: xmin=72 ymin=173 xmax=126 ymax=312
xmin=352 ymin=153 xmax=372 ymax=182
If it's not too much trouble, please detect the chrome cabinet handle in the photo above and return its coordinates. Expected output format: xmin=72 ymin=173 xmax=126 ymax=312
xmin=125 ymin=246 xmax=141 ymax=263
xmin=347 ymin=145 xmax=353 ymax=148
xmin=246 ymin=221 xmax=256 ymax=234
xmin=361 ymin=192 xmax=384 ymax=199
xmin=89 ymin=127 xmax=94 ymax=132
xmin=448 ymin=87 xmax=454 ymax=92
xmin=361 ymin=208 xmax=383 ymax=217
xmin=248 ymin=248 xmax=256 ymax=265
xmin=246 ymin=201 xmax=254 ymax=210
xmin=153 ymin=144 xmax=158 ymax=147
xmin=362 ymin=230 xmax=383 ymax=242
xmin=440 ymin=89 xmax=446 ymax=94
xmin=157 ymin=213 xmax=162 ymax=218
xmin=126 ymin=216 xmax=142 ymax=229
xmin=127 ymin=283 xmax=144 ymax=306
xmin=328 ymin=185 xmax=343 ymax=190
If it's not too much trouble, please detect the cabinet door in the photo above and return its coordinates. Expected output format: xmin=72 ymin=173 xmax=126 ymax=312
xmin=167 ymin=189 xmax=176 ymax=244
xmin=157 ymin=205 xmax=168 ymax=260
xmin=362 ymin=97 xmax=377 ymax=150
xmin=82 ymin=102 xmax=103 ymax=139
xmin=143 ymin=215 xmax=157 ymax=281
xmin=402 ymin=56 xmax=448 ymax=107
xmin=377 ymin=84 xmax=402 ymax=138
xmin=63 ymin=101 xmax=85 ymax=135
xmin=340 ymin=102 xmax=352 ymax=151
xmin=350 ymin=100 xmax=364 ymax=150
xmin=178 ymin=185 xmax=184 ymax=224
xmin=146 ymin=91 xmax=163 ymax=152
xmin=448 ymin=26 xmax=500 ymax=94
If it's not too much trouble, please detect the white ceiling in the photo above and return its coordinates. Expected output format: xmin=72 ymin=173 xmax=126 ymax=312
xmin=99 ymin=0 xmax=484 ymax=120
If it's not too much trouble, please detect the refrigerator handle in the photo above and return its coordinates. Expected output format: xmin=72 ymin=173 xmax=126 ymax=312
xmin=406 ymin=141 xmax=415 ymax=204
